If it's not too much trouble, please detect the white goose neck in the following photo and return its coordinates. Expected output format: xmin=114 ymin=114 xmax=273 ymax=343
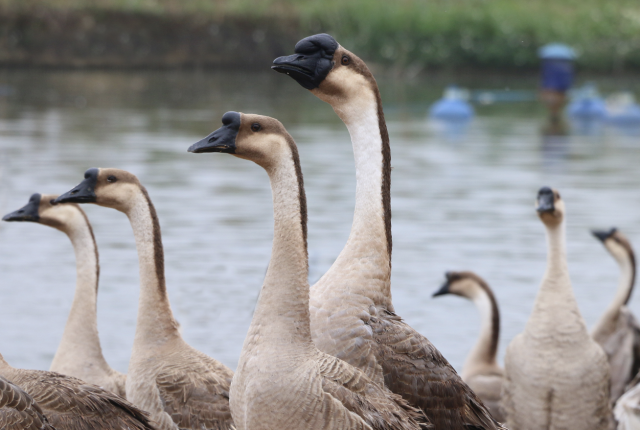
xmin=126 ymin=188 xmax=180 ymax=347
xmin=249 ymin=153 xmax=312 ymax=349
xmin=462 ymin=288 xmax=499 ymax=378
xmin=315 ymin=85 xmax=393 ymax=306
xmin=50 ymin=210 xmax=108 ymax=371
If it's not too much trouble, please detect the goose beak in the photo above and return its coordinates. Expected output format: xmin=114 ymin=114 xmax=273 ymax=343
xmin=432 ymin=280 xmax=451 ymax=297
xmin=272 ymin=33 xmax=337 ymax=90
xmin=188 ymin=111 xmax=240 ymax=154
xmin=53 ymin=168 xmax=99 ymax=204
xmin=2 ymin=193 xmax=41 ymax=222
xmin=536 ymin=186 xmax=555 ymax=213
xmin=592 ymin=228 xmax=616 ymax=243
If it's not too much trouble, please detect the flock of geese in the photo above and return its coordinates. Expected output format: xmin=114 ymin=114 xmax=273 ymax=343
xmin=1 ymin=33 xmax=640 ymax=430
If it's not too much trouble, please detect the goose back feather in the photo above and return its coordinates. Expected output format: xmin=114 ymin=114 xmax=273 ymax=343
xmin=0 ymin=375 xmax=56 ymax=430
xmin=0 ymin=354 xmax=154 ymax=430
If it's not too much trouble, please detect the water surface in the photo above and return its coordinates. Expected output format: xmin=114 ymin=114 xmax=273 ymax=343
xmin=1 ymin=69 xmax=640 ymax=375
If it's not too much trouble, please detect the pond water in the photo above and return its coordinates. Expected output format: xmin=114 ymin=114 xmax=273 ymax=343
xmin=1 ymin=69 xmax=640 ymax=376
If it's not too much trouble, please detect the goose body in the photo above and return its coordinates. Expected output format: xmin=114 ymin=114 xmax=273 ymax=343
xmin=614 ymin=376 xmax=640 ymax=430
xmin=432 ymin=272 xmax=505 ymax=422
xmin=273 ymin=33 xmax=502 ymax=430
xmin=189 ymin=112 xmax=426 ymax=430
xmin=54 ymin=170 xmax=234 ymax=430
xmin=502 ymin=187 xmax=612 ymax=430
xmin=3 ymin=194 xmax=126 ymax=398
xmin=591 ymin=228 xmax=640 ymax=402
xmin=0 ymin=353 xmax=154 ymax=430
xmin=0 ymin=375 xmax=55 ymax=430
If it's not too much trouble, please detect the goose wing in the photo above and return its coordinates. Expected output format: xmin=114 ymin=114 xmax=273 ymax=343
xmin=9 ymin=370 xmax=154 ymax=430
xmin=155 ymin=350 xmax=234 ymax=430
xmin=598 ymin=306 xmax=640 ymax=401
xmin=370 ymin=309 xmax=505 ymax=430
xmin=0 ymin=376 xmax=55 ymax=430
xmin=317 ymin=353 xmax=429 ymax=430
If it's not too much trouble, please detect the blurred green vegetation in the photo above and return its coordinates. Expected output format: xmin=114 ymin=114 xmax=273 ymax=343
xmin=3 ymin=0 xmax=640 ymax=71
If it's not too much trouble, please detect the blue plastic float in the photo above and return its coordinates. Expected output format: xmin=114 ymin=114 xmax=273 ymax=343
xmin=429 ymin=86 xmax=474 ymax=120
xmin=605 ymin=92 xmax=640 ymax=125
xmin=567 ymin=83 xmax=606 ymax=119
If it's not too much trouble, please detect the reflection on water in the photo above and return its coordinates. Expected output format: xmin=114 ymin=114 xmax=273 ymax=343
xmin=1 ymin=70 xmax=640 ymax=375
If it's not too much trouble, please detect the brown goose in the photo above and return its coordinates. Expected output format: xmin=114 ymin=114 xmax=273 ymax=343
xmin=433 ymin=272 xmax=504 ymax=422
xmin=3 ymin=194 xmax=126 ymax=397
xmin=273 ymin=33 xmax=503 ymax=430
xmin=54 ymin=169 xmax=233 ymax=430
xmin=590 ymin=228 xmax=640 ymax=402
xmin=0 ymin=353 xmax=154 ymax=430
xmin=0 ymin=375 xmax=55 ymax=430
xmin=188 ymin=111 xmax=427 ymax=430
xmin=502 ymin=187 xmax=612 ymax=430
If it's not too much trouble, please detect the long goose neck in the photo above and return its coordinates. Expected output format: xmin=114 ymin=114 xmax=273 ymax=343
xmin=528 ymin=220 xmax=585 ymax=336
xmin=542 ymin=222 xmax=571 ymax=294
xmin=50 ymin=210 xmax=107 ymax=370
xmin=250 ymin=148 xmax=312 ymax=348
xmin=612 ymin=248 xmax=635 ymax=309
xmin=127 ymin=188 xmax=180 ymax=347
xmin=599 ymin=246 xmax=636 ymax=326
xmin=318 ymin=83 xmax=392 ymax=305
xmin=463 ymin=286 xmax=500 ymax=377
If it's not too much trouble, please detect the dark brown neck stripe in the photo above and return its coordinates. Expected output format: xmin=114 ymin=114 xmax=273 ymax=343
xmin=284 ymin=133 xmax=308 ymax=261
xmin=476 ymin=278 xmax=500 ymax=360
xmin=374 ymin=85 xmax=392 ymax=262
xmin=625 ymin=247 xmax=636 ymax=306
xmin=140 ymin=186 xmax=167 ymax=300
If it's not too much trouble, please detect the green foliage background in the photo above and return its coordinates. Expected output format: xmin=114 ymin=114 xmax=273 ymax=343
xmin=4 ymin=0 xmax=640 ymax=71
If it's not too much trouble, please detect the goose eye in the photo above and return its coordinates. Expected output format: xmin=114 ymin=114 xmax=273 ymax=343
xmin=251 ymin=123 xmax=261 ymax=132
xmin=107 ymin=175 xmax=117 ymax=183
xmin=341 ymin=55 xmax=350 ymax=65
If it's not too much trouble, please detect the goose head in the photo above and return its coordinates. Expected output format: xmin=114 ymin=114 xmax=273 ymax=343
xmin=536 ymin=186 xmax=564 ymax=227
xmin=53 ymin=168 xmax=142 ymax=213
xmin=592 ymin=227 xmax=635 ymax=266
xmin=273 ymin=33 xmax=377 ymax=107
xmin=433 ymin=271 xmax=488 ymax=300
xmin=188 ymin=111 xmax=297 ymax=169
xmin=3 ymin=193 xmax=86 ymax=232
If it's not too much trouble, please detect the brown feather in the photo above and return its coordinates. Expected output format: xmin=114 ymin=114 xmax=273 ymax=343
xmin=317 ymin=353 xmax=431 ymax=430
xmin=155 ymin=349 xmax=234 ymax=430
xmin=370 ymin=309 xmax=505 ymax=430
xmin=0 ymin=376 xmax=56 ymax=430
xmin=3 ymin=369 xmax=156 ymax=430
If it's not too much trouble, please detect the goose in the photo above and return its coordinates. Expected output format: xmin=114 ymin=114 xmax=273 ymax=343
xmin=53 ymin=169 xmax=234 ymax=430
xmin=590 ymin=227 xmax=640 ymax=402
xmin=188 ymin=111 xmax=427 ymax=430
xmin=432 ymin=271 xmax=505 ymax=422
xmin=3 ymin=193 xmax=126 ymax=397
xmin=502 ymin=187 xmax=612 ymax=430
xmin=272 ymin=33 xmax=503 ymax=430
xmin=0 ymin=375 xmax=55 ymax=430
xmin=0 ymin=353 xmax=154 ymax=429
